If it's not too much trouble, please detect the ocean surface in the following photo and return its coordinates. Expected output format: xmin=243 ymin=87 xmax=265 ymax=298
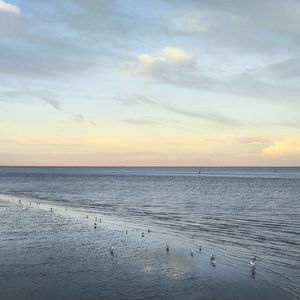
xmin=0 ymin=166 xmax=299 ymax=298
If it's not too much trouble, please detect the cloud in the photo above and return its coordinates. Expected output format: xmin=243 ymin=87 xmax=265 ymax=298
xmin=261 ymin=56 xmax=300 ymax=82
xmin=121 ymin=118 xmax=161 ymax=126
xmin=0 ymin=0 xmax=20 ymax=14
xmin=40 ymin=95 xmax=62 ymax=111
xmin=235 ymin=137 xmax=274 ymax=147
xmin=115 ymin=94 xmax=242 ymax=127
xmin=72 ymin=114 xmax=98 ymax=126
xmin=0 ymin=0 xmax=131 ymax=80
xmin=73 ymin=114 xmax=85 ymax=123
xmin=164 ymin=104 xmax=243 ymax=126
xmin=113 ymin=94 xmax=158 ymax=106
xmin=167 ymin=0 xmax=300 ymax=50
xmin=161 ymin=47 xmax=195 ymax=65
xmin=132 ymin=47 xmax=196 ymax=76
xmin=129 ymin=48 xmax=300 ymax=107
xmin=269 ymin=120 xmax=300 ymax=129
xmin=0 ymin=89 xmax=62 ymax=111
xmin=262 ymin=138 xmax=300 ymax=157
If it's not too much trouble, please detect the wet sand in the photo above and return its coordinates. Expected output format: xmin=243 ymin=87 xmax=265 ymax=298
xmin=0 ymin=195 xmax=294 ymax=300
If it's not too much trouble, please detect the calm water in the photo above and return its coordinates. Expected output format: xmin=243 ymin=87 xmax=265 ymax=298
xmin=0 ymin=167 xmax=299 ymax=298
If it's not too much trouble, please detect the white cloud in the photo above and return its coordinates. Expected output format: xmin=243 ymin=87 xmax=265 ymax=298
xmin=0 ymin=0 xmax=21 ymax=14
xmin=135 ymin=47 xmax=196 ymax=75
xmin=161 ymin=47 xmax=195 ymax=65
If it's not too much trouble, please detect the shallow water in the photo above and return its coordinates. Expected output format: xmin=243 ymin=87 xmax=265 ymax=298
xmin=0 ymin=166 xmax=299 ymax=298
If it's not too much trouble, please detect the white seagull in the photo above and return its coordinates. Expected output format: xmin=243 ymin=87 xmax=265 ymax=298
xmin=250 ymin=256 xmax=256 ymax=267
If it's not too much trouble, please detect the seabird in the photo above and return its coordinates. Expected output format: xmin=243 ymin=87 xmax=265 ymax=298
xmin=141 ymin=232 xmax=145 ymax=237
xmin=190 ymin=250 xmax=194 ymax=256
xmin=94 ymin=222 xmax=97 ymax=229
xmin=147 ymin=229 xmax=151 ymax=233
xmin=166 ymin=243 xmax=170 ymax=253
xmin=50 ymin=208 xmax=53 ymax=213
xmin=199 ymin=246 xmax=202 ymax=252
xmin=125 ymin=230 xmax=128 ymax=234
xmin=211 ymin=255 xmax=216 ymax=266
xmin=250 ymin=256 xmax=256 ymax=267
xmin=110 ymin=247 xmax=114 ymax=255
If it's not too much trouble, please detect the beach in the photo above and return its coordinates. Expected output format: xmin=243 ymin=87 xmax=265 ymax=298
xmin=0 ymin=194 xmax=294 ymax=300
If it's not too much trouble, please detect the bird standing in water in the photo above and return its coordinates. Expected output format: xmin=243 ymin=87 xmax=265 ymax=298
xmin=211 ymin=255 xmax=216 ymax=266
xmin=166 ymin=243 xmax=170 ymax=253
xmin=250 ymin=256 xmax=256 ymax=267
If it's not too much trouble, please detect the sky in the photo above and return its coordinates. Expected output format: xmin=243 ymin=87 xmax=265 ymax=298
xmin=0 ymin=0 xmax=300 ymax=166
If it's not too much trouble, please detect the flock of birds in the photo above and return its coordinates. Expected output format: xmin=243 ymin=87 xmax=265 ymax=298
xmin=18 ymin=199 xmax=257 ymax=273
xmin=110 ymin=239 xmax=256 ymax=270
xmin=90 ymin=209 xmax=257 ymax=273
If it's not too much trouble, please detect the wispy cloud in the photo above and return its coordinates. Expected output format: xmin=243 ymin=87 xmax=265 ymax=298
xmin=164 ymin=104 xmax=243 ymax=126
xmin=0 ymin=89 xmax=62 ymax=111
xmin=72 ymin=114 xmax=98 ymax=126
xmin=73 ymin=114 xmax=85 ymax=124
xmin=116 ymin=94 xmax=243 ymax=127
xmin=122 ymin=118 xmax=161 ymax=126
xmin=114 ymin=94 xmax=158 ymax=106
xmin=40 ymin=95 xmax=62 ymax=111
xmin=235 ymin=137 xmax=274 ymax=147
xmin=0 ymin=0 xmax=20 ymax=14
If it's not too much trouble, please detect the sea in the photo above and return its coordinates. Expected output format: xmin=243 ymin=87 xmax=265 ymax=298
xmin=0 ymin=166 xmax=299 ymax=298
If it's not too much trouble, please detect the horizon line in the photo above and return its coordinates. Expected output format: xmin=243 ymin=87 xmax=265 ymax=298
xmin=0 ymin=165 xmax=299 ymax=168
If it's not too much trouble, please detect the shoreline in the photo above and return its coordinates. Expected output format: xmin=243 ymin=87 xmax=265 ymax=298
xmin=0 ymin=194 xmax=295 ymax=300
